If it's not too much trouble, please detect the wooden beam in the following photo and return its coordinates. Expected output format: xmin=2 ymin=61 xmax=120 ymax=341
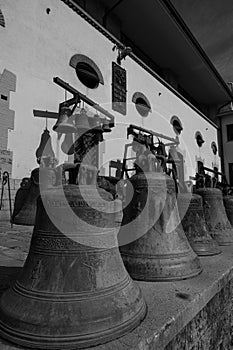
xmin=33 ymin=109 xmax=58 ymax=119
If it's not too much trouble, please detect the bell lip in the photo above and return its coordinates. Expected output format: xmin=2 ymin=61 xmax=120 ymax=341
xmin=126 ymin=267 xmax=203 ymax=282
xmin=193 ymin=250 xmax=222 ymax=256
xmin=10 ymin=219 xmax=34 ymax=226
xmin=0 ymin=298 xmax=147 ymax=350
xmin=210 ymin=232 xmax=233 ymax=245
xmin=190 ymin=243 xmax=222 ymax=256
xmin=214 ymin=240 xmax=233 ymax=246
xmin=120 ymin=252 xmax=203 ymax=281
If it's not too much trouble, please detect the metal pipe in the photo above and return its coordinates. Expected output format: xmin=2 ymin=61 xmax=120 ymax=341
xmin=33 ymin=110 xmax=58 ymax=119
xmin=121 ymin=143 xmax=132 ymax=179
xmin=129 ymin=124 xmax=179 ymax=144
xmin=219 ymin=115 xmax=226 ymax=180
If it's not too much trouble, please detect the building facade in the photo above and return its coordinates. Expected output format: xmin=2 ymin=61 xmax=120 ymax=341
xmin=0 ymin=0 xmax=231 ymax=183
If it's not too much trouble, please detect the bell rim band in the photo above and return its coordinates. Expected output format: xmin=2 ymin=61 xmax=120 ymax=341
xmin=0 ymin=302 xmax=147 ymax=350
xmin=121 ymin=255 xmax=202 ymax=282
xmin=189 ymin=243 xmax=221 ymax=256
xmin=209 ymin=233 xmax=233 ymax=246
xmin=120 ymin=250 xmax=194 ymax=259
xmin=13 ymin=275 xmax=132 ymax=301
xmin=123 ymin=270 xmax=202 ymax=282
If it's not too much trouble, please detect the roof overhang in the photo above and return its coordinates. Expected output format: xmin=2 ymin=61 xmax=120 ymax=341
xmin=99 ymin=0 xmax=233 ymax=106
xmin=64 ymin=0 xmax=233 ymax=126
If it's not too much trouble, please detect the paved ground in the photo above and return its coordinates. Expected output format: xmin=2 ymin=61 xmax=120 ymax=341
xmin=0 ymin=220 xmax=33 ymax=350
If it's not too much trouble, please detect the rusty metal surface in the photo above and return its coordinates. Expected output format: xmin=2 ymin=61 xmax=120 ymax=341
xmin=11 ymin=169 xmax=40 ymax=226
xmin=223 ymin=195 xmax=233 ymax=227
xmin=197 ymin=188 xmax=233 ymax=246
xmin=119 ymin=172 xmax=202 ymax=281
xmin=177 ymin=193 xmax=221 ymax=256
xmin=0 ymin=185 xmax=146 ymax=349
xmin=12 ymin=168 xmax=56 ymax=226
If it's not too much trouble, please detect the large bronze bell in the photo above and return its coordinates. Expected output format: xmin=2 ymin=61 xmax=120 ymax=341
xmin=75 ymin=108 xmax=90 ymax=132
xmin=61 ymin=133 xmax=75 ymax=155
xmin=88 ymin=114 xmax=104 ymax=142
xmin=12 ymin=167 xmax=57 ymax=226
xmin=74 ymin=110 xmax=101 ymax=166
xmin=89 ymin=114 xmax=103 ymax=132
xmin=53 ymin=105 xmax=76 ymax=134
xmin=119 ymin=172 xmax=202 ymax=281
xmin=223 ymin=195 xmax=233 ymax=226
xmin=36 ymin=128 xmax=55 ymax=164
xmin=196 ymin=188 xmax=233 ymax=245
xmin=0 ymin=185 xmax=146 ymax=349
xmin=177 ymin=193 xmax=221 ymax=256
xmin=11 ymin=168 xmax=40 ymax=226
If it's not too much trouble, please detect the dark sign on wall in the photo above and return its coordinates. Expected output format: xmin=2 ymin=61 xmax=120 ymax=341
xmin=112 ymin=62 xmax=127 ymax=115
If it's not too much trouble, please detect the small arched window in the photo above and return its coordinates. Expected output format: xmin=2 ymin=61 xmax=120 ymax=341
xmin=211 ymin=141 xmax=217 ymax=155
xmin=170 ymin=115 xmax=183 ymax=135
xmin=69 ymin=54 xmax=104 ymax=89
xmin=132 ymin=92 xmax=151 ymax=117
xmin=195 ymin=131 xmax=205 ymax=147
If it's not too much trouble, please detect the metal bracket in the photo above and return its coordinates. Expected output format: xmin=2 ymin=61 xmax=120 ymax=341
xmin=33 ymin=77 xmax=115 ymax=128
xmin=53 ymin=77 xmax=115 ymax=127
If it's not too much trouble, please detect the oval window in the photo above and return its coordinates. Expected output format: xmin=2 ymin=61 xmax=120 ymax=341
xmin=135 ymin=97 xmax=150 ymax=117
xmin=195 ymin=131 xmax=205 ymax=147
xmin=132 ymin=92 xmax=151 ymax=117
xmin=170 ymin=116 xmax=183 ymax=135
xmin=75 ymin=62 xmax=100 ymax=89
xmin=211 ymin=141 xmax=217 ymax=155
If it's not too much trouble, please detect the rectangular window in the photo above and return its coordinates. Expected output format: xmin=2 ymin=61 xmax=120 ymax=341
xmin=227 ymin=124 xmax=233 ymax=141
xmin=1 ymin=94 xmax=7 ymax=101
xmin=229 ymin=163 xmax=233 ymax=186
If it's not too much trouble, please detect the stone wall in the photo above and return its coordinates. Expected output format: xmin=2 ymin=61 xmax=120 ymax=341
xmin=165 ymin=279 xmax=233 ymax=350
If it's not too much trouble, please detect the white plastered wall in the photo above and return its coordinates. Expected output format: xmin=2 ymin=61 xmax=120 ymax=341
xmin=0 ymin=0 xmax=220 ymax=179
